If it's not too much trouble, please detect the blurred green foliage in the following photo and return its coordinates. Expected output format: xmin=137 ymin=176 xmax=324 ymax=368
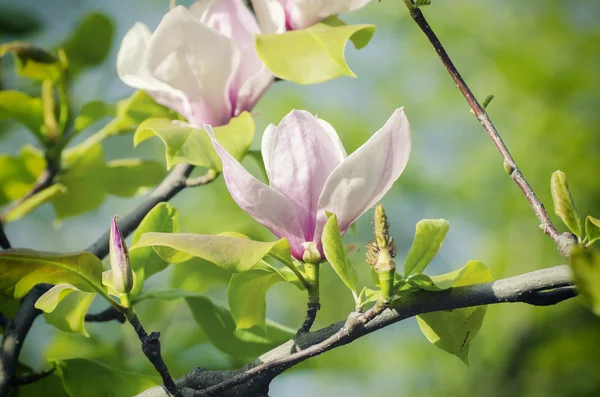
xmin=0 ymin=0 xmax=599 ymax=396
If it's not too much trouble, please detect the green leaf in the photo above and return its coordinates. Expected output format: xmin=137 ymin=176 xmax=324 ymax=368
xmin=404 ymin=219 xmax=450 ymax=276
xmin=129 ymin=203 xmax=179 ymax=297
xmin=0 ymin=6 xmax=42 ymax=35
xmin=3 ymin=183 xmax=66 ymax=222
xmin=570 ymin=248 xmax=600 ymax=316
xmin=51 ymin=145 xmax=164 ymax=219
xmin=256 ymin=22 xmax=375 ymax=84
xmin=36 ymin=284 xmax=96 ymax=336
xmin=134 ymin=111 xmax=254 ymax=170
xmin=132 ymin=232 xmax=292 ymax=273
xmin=11 ymin=368 xmax=67 ymax=397
xmin=586 ymin=216 xmax=600 ymax=246
xmin=74 ymin=100 xmax=116 ymax=133
xmin=170 ymin=257 xmax=232 ymax=293
xmin=551 ymin=170 xmax=582 ymax=238
xmin=322 ymin=213 xmax=359 ymax=297
xmin=56 ymin=358 xmax=159 ymax=397
xmin=0 ymin=249 xmax=107 ymax=299
xmin=0 ymin=42 xmax=63 ymax=81
xmin=228 ymin=268 xmax=285 ymax=331
xmin=320 ymin=15 xmax=374 ymax=49
xmin=408 ymin=260 xmax=492 ymax=291
xmin=61 ymin=13 xmax=114 ymax=72
xmin=186 ymin=295 xmax=294 ymax=358
xmin=0 ymin=90 xmax=45 ymax=140
xmin=112 ymin=91 xmax=178 ymax=134
xmin=102 ymin=159 xmax=165 ymax=197
xmin=414 ymin=261 xmax=492 ymax=365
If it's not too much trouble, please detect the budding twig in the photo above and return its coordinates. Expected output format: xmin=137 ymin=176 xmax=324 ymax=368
xmin=401 ymin=1 xmax=575 ymax=255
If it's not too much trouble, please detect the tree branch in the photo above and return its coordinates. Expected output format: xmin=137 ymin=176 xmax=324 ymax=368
xmin=134 ymin=265 xmax=575 ymax=397
xmin=85 ymin=307 xmax=125 ymax=323
xmin=12 ymin=367 xmax=55 ymax=386
xmin=401 ymin=1 xmax=576 ymax=257
xmin=0 ymin=223 xmax=10 ymax=250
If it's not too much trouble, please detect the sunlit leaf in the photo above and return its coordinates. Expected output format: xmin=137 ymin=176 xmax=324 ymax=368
xmin=322 ymin=213 xmax=358 ymax=297
xmin=56 ymin=359 xmax=159 ymax=397
xmin=570 ymin=247 xmax=600 ymax=316
xmin=132 ymin=232 xmax=292 ymax=273
xmin=408 ymin=260 xmax=492 ymax=291
xmin=134 ymin=111 xmax=254 ymax=170
xmin=404 ymin=219 xmax=450 ymax=276
xmin=414 ymin=261 xmax=492 ymax=365
xmin=36 ymin=283 xmax=96 ymax=336
xmin=551 ymin=170 xmax=582 ymax=238
xmin=3 ymin=183 xmax=66 ymax=222
xmin=170 ymin=257 xmax=232 ymax=294
xmin=256 ymin=22 xmax=375 ymax=84
xmin=186 ymin=295 xmax=294 ymax=358
xmin=0 ymin=90 xmax=45 ymax=140
xmin=111 ymin=91 xmax=178 ymax=134
xmin=228 ymin=268 xmax=285 ymax=331
xmin=129 ymin=203 xmax=179 ymax=297
xmin=0 ymin=249 xmax=106 ymax=299
xmin=0 ymin=147 xmax=43 ymax=206
xmin=585 ymin=216 xmax=600 ymax=246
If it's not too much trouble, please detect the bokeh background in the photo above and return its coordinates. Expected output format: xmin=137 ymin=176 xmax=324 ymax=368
xmin=1 ymin=0 xmax=600 ymax=396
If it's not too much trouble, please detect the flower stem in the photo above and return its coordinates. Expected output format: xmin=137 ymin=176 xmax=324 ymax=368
xmin=298 ymin=262 xmax=320 ymax=333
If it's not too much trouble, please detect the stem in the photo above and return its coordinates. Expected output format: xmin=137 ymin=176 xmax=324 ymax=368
xmin=298 ymin=263 xmax=320 ymax=333
xmin=185 ymin=169 xmax=218 ymax=187
xmin=125 ymin=310 xmax=179 ymax=397
xmin=402 ymin=2 xmax=575 ymax=255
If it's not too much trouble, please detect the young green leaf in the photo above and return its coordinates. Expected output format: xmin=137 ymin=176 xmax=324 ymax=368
xmin=111 ymin=91 xmax=178 ymax=134
xmin=0 ymin=42 xmax=63 ymax=81
xmin=0 ymin=90 xmax=45 ymax=141
xmin=61 ymin=13 xmax=114 ymax=72
xmin=550 ymin=170 xmax=582 ymax=238
xmin=74 ymin=100 xmax=116 ymax=133
xmin=0 ymin=147 xmax=44 ymax=207
xmin=228 ymin=268 xmax=286 ymax=331
xmin=586 ymin=216 xmax=600 ymax=246
xmin=0 ymin=249 xmax=107 ymax=299
xmin=129 ymin=203 xmax=179 ymax=297
xmin=404 ymin=219 xmax=450 ymax=276
xmin=322 ymin=213 xmax=359 ymax=297
xmin=408 ymin=260 xmax=492 ymax=291
xmin=55 ymin=359 xmax=159 ymax=397
xmin=170 ymin=257 xmax=232 ymax=294
xmin=570 ymin=247 xmax=600 ymax=316
xmin=3 ymin=183 xmax=66 ymax=222
xmin=255 ymin=23 xmax=375 ymax=84
xmin=132 ymin=232 xmax=292 ymax=273
xmin=185 ymin=295 xmax=294 ymax=358
xmin=134 ymin=111 xmax=254 ymax=170
xmin=415 ymin=261 xmax=492 ymax=365
xmin=36 ymin=284 xmax=96 ymax=337
xmin=101 ymin=159 xmax=165 ymax=197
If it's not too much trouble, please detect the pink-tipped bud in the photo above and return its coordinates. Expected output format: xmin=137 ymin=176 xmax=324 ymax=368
xmin=109 ymin=216 xmax=133 ymax=295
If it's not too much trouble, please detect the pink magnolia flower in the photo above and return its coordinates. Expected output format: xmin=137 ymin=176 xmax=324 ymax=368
xmin=117 ymin=1 xmax=275 ymax=127
xmin=207 ymin=108 xmax=411 ymax=261
xmin=252 ymin=0 xmax=372 ymax=31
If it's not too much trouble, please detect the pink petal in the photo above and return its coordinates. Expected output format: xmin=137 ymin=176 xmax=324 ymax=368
xmin=145 ymin=6 xmax=241 ymax=126
xmin=261 ymin=110 xmax=346 ymax=241
xmin=250 ymin=0 xmax=287 ymax=34
xmin=314 ymin=108 xmax=411 ymax=242
xmin=205 ymin=125 xmax=306 ymax=259
xmin=284 ymin=0 xmax=372 ymax=30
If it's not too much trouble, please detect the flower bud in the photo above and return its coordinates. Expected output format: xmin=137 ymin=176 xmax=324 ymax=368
xmin=109 ymin=216 xmax=133 ymax=296
xmin=366 ymin=203 xmax=396 ymax=304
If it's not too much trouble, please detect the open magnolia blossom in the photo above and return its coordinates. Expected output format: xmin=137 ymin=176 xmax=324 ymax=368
xmin=252 ymin=0 xmax=372 ymax=31
xmin=207 ymin=108 xmax=411 ymax=261
xmin=117 ymin=0 xmax=276 ymax=127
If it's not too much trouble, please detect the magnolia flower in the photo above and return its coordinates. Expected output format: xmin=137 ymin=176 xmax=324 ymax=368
xmin=207 ymin=108 xmax=411 ymax=261
xmin=109 ymin=216 xmax=133 ymax=295
xmin=252 ymin=0 xmax=372 ymax=31
xmin=117 ymin=1 xmax=274 ymax=127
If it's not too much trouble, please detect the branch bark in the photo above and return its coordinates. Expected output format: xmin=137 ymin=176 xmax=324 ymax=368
xmin=135 ymin=265 xmax=576 ymax=397
xmin=401 ymin=1 xmax=576 ymax=257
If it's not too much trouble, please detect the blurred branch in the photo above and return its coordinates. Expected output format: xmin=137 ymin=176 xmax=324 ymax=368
xmin=401 ymin=1 xmax=576 ymax=257
xmin=85 ymin=306 xmax=125 ymax=323
xmin=135 ymin=265 xmax=576 ymax=397
xmin=12 ymin=367 xmax=55 ymax=386
xmin=0 ymin=223 xmax=10 ymax=250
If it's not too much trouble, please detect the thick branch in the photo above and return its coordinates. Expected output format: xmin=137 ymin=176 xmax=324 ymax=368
xmin=85 ymin=307 xmax=125 ymax=323
xmin=136 ymin=265 xmax=575 ymax=397
xmin=402 ymin=2 xmax=576 ymax=256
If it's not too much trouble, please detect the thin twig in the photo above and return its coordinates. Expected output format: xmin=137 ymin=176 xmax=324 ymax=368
xmin=185 ymin=169 xmax=218 ymax=187
xmin=12 ymin=367 xmax=55 ymax=386
xmin=85 ymin=307 xmax=125 ymax=323
xmin=401 ymin=1 xmax=576 ymax=256
xmin=125 ymin=311 xmax=179 ymax=397
xmin=188 ymin=265 xmax=574 ymax=397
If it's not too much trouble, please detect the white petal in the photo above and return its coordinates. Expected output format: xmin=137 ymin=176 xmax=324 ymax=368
xmin=251 ymin=0 xmax=287 ymax=34
xmin=205 ymin=125 xmax=307 ymax=258
xmin=285 ymin=0 xmax=372 ymax=29
xmin=315 ymin=108 xmax=411 ymax=241
xmin=116 ymin=23 xmax=159 ymax=91
xmin=146 ymin=6 xmax=241 ymax=126
xmin=262 ymin=110 xmax=346 ymax=241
